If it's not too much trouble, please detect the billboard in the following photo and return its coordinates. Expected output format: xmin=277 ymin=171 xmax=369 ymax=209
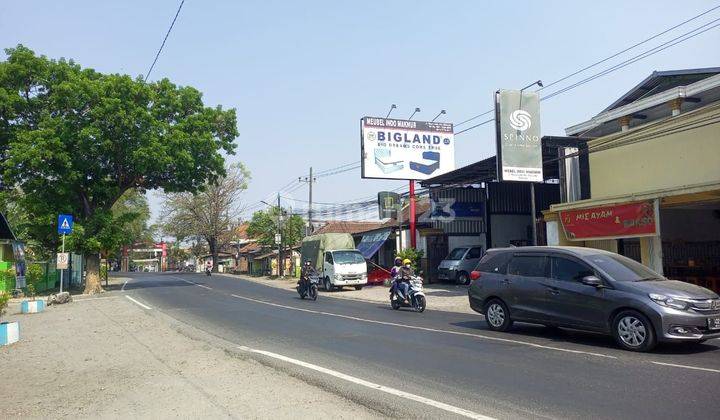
xmin=361 ymin=117 xmax=455 ymax=180
xmin=495 ymin=90 xmax=543 ymax=182
xmin=378 ymin=191 xmax=401 ymax=219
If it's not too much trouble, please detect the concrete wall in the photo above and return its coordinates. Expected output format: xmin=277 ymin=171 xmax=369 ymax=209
xmin=589 ymin=104 xmax=720 ymax=199
xmin=490 ymin=215 xmax=530 ymax=248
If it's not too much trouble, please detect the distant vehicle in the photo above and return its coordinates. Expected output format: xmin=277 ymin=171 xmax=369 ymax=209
xmin=468 ymin=246 xmax=720 ymax=352
xmin=437 ymin=246 xmax=484 ymax=285
xmin=297 ymin=274 xmax=319 ymax=301
xmin=300 ymin=233 xmax=368 ymax=291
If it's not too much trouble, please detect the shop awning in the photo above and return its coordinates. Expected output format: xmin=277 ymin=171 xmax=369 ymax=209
xmin=356 ymin=229 xmax=391 ymax=259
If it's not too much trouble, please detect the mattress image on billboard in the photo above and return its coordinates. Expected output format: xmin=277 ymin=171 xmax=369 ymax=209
xmin=374 ymin=148 xmax=404 ymax=174
xmin=409 ymin=151 xmax=440 ymax=175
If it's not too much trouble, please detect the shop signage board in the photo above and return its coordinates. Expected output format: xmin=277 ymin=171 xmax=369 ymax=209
xmin=378 ymin=191 xmax=401 ymax=219
xmin=495 ymin=90 xmax=543 ymax=182
xmin=560 ymin=200 xmax=658 ymax=241
xmin=361 ymin=117 xmax=455 ymax=180
xmin=430 ymin=198 xmax=485 ymax=222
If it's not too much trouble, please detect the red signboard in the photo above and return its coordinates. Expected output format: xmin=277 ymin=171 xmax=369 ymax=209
xmin=560 ymin=201 xmax=657 ymax=241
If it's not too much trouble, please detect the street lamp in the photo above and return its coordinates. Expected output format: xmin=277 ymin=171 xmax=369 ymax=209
xmin=409 ymin=107 xmax=421 ymax=120
xmin=386 ymin=104 xmax=397 ymax=118
xmin=518 ymin=80 xmax=543 ymax=247
xmin=432 ymin=110 xmax=446 ymax=122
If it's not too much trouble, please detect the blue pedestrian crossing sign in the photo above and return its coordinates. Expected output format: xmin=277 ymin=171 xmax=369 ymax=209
xmin=58 ymin=214 xmax=73 ymax=235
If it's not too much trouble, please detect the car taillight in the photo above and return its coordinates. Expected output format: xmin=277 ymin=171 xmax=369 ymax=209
xmin=470 ymin=271 xmax=481 ymax=281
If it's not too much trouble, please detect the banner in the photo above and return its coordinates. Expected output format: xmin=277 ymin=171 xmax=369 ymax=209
xmin=560 ymin=201 xmax=658 ymax=241
xmin=495 ymin=90 xmax=543 ymax=182
xmin=430 ymin=198 xmax=485 ymax=221
xmin=361 ymin=117 xmax=455 ymax=180
xmin=356 ymin=229 xmax=391 ymax=259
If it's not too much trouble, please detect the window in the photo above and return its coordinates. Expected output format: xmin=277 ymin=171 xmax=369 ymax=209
xmin=332 ymin=251 xmax=365 ymax=264
xmin=507 ymin=256 xmax=547 ymax=277
xmin=446 ymin=248 xmax=469 ymax=260
xmin=466 ymin=247 xmax=483 ymax=259
xmin=551 ymin=257 xmax=594 ymax=282
xmin=476 ymin=252 xmax=511 ymax=274
xmin=325 ymin=253 xmax=334 ymax=264
xmin=587 ymin=253 xmax=662 ymax=282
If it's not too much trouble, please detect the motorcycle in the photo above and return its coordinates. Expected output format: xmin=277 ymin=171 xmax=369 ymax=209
xmin=389 ymin=275 xmax=426 ymax=312
xmin=205 ymin=267 xmax=212 ymax=276
xmin=297 ymin=274 xmax=319 ymax=301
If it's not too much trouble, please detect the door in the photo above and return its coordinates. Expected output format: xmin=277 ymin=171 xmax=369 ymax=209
xmin=547 ymin=256 xmax=609 ymax=329
xmin=426 ymin=234 xmax=448 ymax=283
xmin=505 ymin=255 xmax=552 ymax=322
xmin=323 ymin=252 xmax=334 ymax=280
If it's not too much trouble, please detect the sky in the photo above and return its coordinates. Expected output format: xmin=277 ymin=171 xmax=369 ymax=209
xmin=2 ymin=0 xmax=719 ymax=224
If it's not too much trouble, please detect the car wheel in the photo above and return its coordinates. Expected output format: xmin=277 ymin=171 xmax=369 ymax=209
xmin=456 ymin=272 xmax=470 ymax=285
xmin=324 ymin=277 xmax=333 ymax=292
xmin=612 ymin=310 xmax=657 ymax=352
xmin=354 ymin=286 xmax=363 ymax=291
xmin=484 ymin=299 xmax=513 ymax=332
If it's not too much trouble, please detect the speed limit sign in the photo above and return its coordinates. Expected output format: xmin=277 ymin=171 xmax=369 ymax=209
xmin=57 ymin=252 xmax=70 ymax=270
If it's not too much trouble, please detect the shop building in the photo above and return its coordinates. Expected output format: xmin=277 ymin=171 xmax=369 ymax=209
xmin=545 ymin=68 xmax=720 ymax=294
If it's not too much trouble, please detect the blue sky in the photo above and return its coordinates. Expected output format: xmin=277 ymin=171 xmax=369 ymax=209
xmin=2 ymin=0 xmax=719 ymax=222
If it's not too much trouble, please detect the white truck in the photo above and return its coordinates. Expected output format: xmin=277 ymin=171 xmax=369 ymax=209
xmin=300 ymin=233 xmax=368 ymax=291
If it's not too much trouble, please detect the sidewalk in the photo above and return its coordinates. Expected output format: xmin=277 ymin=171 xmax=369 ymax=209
xmin=0 ymin=295 xmax=381 ymax=419
xmin=222 ymin=273 xmax=477 ymax=315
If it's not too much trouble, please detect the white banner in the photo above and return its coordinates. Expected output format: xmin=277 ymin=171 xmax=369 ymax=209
xmin=361 ymin=117 xmax=455 ymax=180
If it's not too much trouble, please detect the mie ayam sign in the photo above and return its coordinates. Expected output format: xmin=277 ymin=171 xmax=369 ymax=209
xmin=559 ymin=201 xmax=659 ymax=241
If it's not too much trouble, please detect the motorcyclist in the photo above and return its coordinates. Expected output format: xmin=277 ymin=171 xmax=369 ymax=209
xmin=299 ymin=259 xmax=316 ymax=291
xmin=205 ymin=260 xmax=213 ymax=273
xmin=396 ymin=258 xmax=414 ymax=302
xmin=390 ymin=257 xmax=402 ymax=278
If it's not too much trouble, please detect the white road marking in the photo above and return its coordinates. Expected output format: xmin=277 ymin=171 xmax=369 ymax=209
xmin=179 ymin=278 xmax=212 ymax=290
xmin=125 ymin=295 xmax=152 ymax=310
xmin=650 ymin=361 xmax=720 ymax=374
xmin=73 ymin=296 xmax=120 ymax=302
xmin=228 ymin=293 xmax=616 ymax=359
xmin=237 ymin=345 xmax=495 ymax=420
xmin=121 ymin=278 xmax=129 ymax=291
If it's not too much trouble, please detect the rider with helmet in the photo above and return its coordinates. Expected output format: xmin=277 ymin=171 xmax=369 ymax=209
xmin=395 ymin=258 xmax=414 ymax=302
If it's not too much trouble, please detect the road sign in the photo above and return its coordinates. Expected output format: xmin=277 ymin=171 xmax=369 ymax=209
xmin=57 ymin=252 xmax=70 ymax=270
xmin=274 ymin=234 xmax=281 ymax=245
xmin=58 ymin=214 xmax=74 ymax=235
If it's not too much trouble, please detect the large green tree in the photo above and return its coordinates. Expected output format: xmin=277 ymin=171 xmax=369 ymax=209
xmin=0 ymin=45 xmax=237 ymax=293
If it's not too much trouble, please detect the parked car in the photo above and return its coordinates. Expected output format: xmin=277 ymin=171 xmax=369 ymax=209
xmin=437 ymin=246 xmax=484 ymax=285
xmin=468 ymin=246 xmax=720 ymax=352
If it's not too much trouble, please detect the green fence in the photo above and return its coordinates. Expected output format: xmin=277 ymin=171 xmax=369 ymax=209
xmin=0 ymin=261 xmax=60 ymax=293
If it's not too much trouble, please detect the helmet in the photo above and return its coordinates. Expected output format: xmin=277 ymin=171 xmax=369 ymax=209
xmin=304 ymin=259 xmax=311 ymax=265
xmin=394 ymin=257 xmax=402 ymax=265
xmin=403 ymin=259 xmax=412 ymax=265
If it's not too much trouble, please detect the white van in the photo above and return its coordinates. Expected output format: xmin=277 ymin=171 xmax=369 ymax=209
xmin=322 ymin=249 xmax=367 ymax=291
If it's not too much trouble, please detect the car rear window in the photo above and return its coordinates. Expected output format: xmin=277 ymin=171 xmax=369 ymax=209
xmin=507 ymin=256 xmax=547 ymax=277
xmin=476 ymin=252 xmax=511 ymax=274
xmin=446 ymin=247 xmax=469 ymax=260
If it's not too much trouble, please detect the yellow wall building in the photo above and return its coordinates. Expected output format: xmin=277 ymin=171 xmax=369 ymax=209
xmin=545 ymin=69 xmax=720 ymax=293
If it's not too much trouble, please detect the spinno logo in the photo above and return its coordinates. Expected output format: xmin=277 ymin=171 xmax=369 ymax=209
xmin=509 ymin=110 xmax=532 ymax=131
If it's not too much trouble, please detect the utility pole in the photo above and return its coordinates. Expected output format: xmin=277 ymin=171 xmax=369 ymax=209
xmin=277 ymin=193 xmax=283 ymax=277
xmin=299 ymin=167 xmax=317 ymax=235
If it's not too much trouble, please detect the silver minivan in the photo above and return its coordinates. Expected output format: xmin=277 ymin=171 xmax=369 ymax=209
xmin=437 ymin=246 xmax=484 ymax=285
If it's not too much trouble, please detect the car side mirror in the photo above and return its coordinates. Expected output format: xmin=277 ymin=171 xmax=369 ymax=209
xmin=581 ymin=275 xmax=603 ymax=288
xmin=470 ymin=271 xmax=481 ymax=281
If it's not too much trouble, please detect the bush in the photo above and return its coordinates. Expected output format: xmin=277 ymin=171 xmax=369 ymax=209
xmin=100 ymin=264 xmax=108 ymax=283
xmin=0 ymin=291 xmax=9 ymax=321
xmin=26 ymin=264 xmax=44 ymax=287
xmin=26 ymin=283 xmax=36 ymax=299
xmin=396 ymin=248 xmax=424 ymax=272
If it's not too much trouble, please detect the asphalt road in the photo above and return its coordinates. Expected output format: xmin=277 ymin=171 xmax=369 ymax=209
xmin=120 ymin=272 xmax=720 ymax=419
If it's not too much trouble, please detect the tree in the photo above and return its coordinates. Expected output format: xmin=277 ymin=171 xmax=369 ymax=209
xmin=0 ymin=45 xmax=238 ymax=293
xmin=246 ymin=207 xmax=305 ymax=250
xmin=111 ymin=189 xmax=155 ymax=248
xmin=160 ymin=163 xmax=250 ymax=271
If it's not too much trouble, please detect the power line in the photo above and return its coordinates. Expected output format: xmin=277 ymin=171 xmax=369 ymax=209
xmin=453 ymin=5 xmax=720 ymax=128
xmin=145 ymin=0 xmax=186 ymax=81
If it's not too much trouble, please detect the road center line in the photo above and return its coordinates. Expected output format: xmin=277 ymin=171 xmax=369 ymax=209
xmin=180 ymin=278 xmax=212 ymax=290
xmin=125 ymin=295 xmax=152 ymax=310
xmin=228 ymin=293 xmax=616 ymax=359
xmin=650 ymin=361 xmax=720 ymax=373
xmin=237 ymin=345 xmax=495 ymax=420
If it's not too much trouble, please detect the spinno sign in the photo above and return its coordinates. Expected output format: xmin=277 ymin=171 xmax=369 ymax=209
xmin=495 ymin=90 xmax=543 ymax=182
xmin=361 ymin=117 xmax=455 ymax=181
